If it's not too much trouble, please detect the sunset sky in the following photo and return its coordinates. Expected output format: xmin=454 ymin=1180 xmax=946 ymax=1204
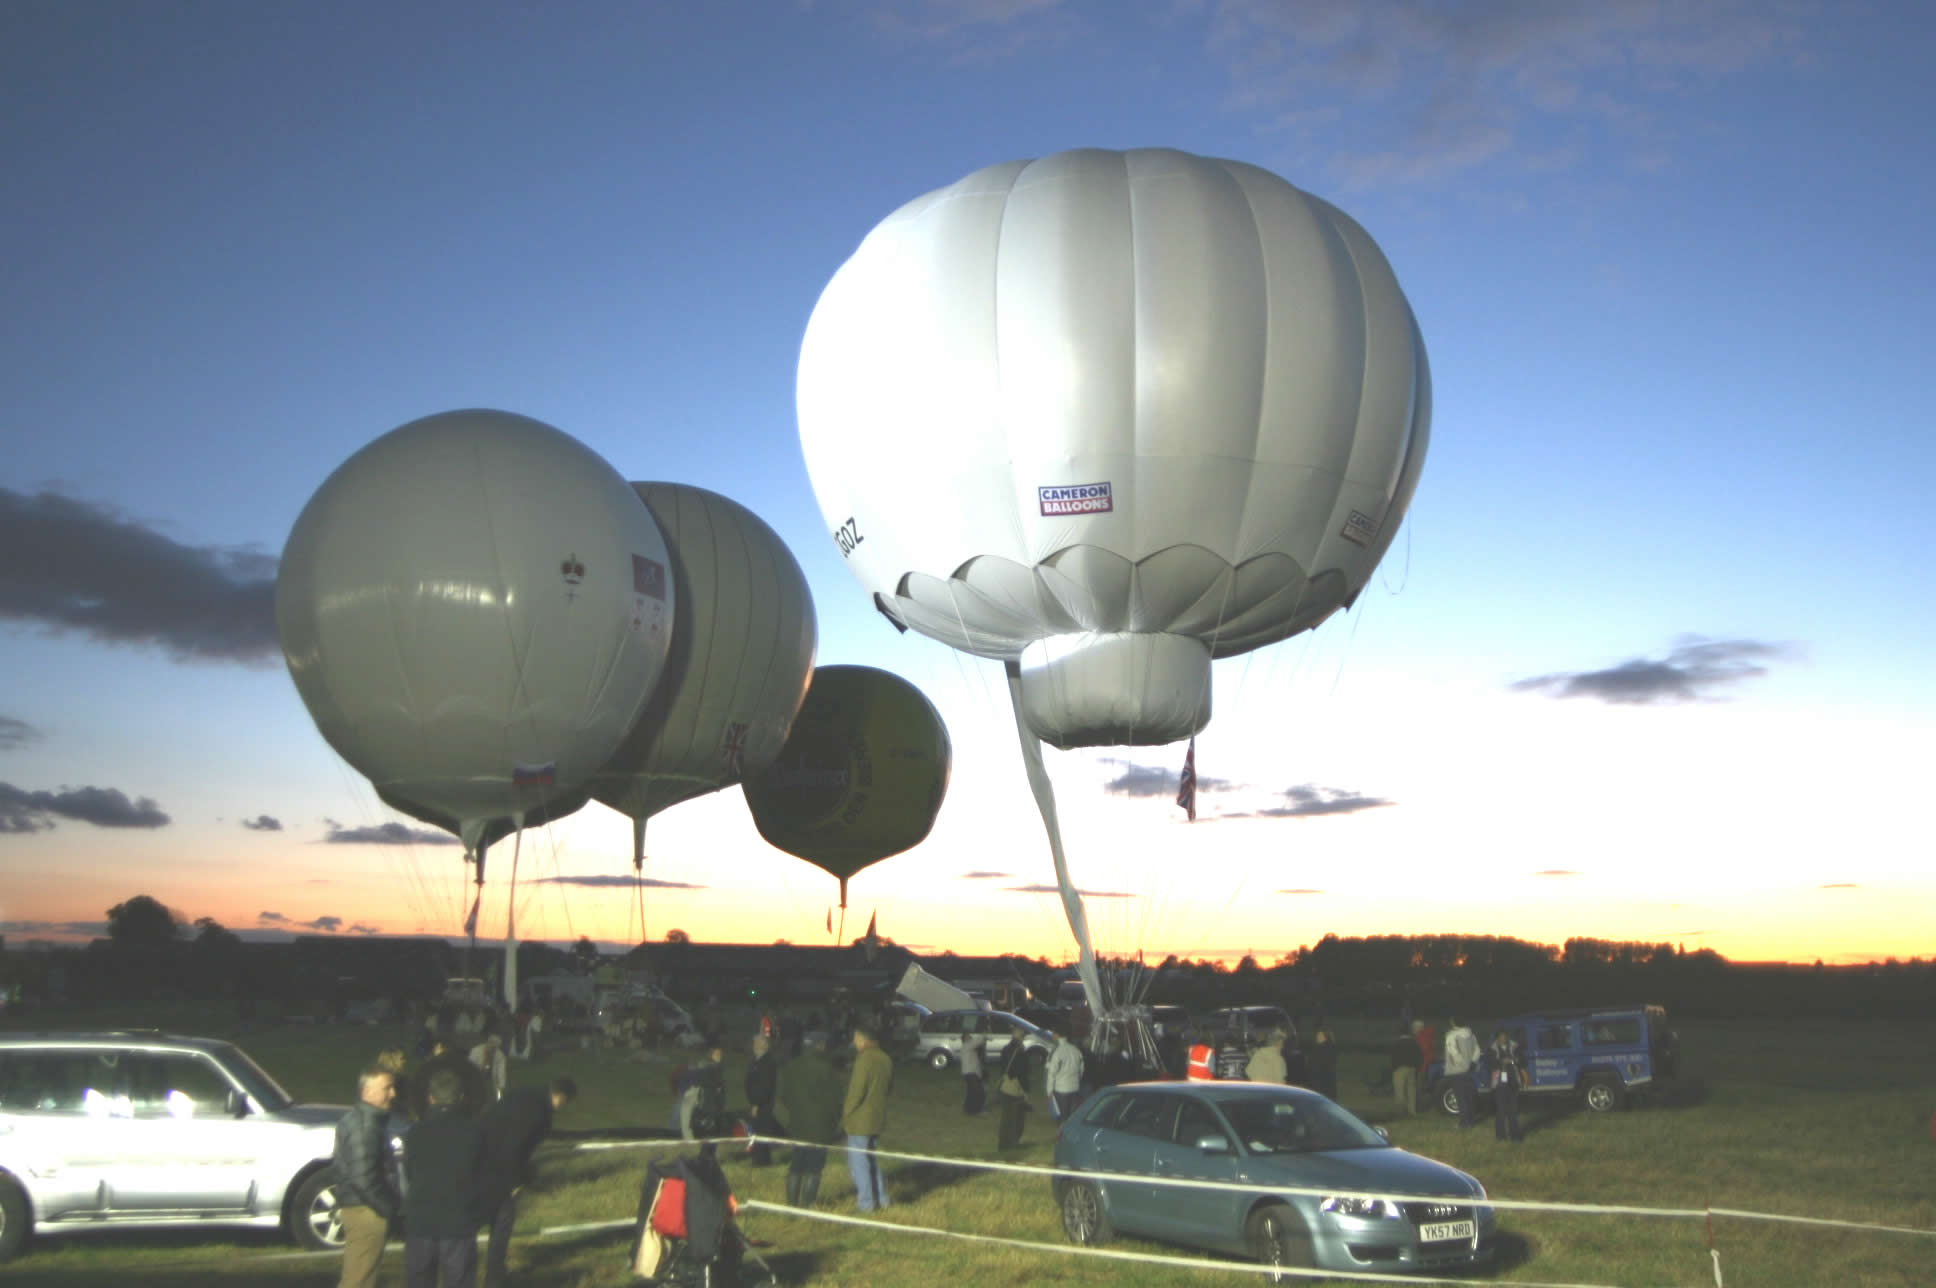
xmin=3 ymin=1 xmax=1932 ymax=967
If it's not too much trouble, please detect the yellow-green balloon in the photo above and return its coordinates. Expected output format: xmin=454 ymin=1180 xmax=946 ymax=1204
xmin=742 ymin=664 xmax=950 ymax=905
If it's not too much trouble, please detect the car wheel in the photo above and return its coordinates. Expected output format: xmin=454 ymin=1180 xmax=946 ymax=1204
xmin=1245 ymin=1203 xmax=1313 ymax=1283
xmin=0 ymin=1174 xmax=30 ymax=1263
xmin=928 ymin=1047 xmax=955 ymax=1072
xmin=1059 ymin=1179 xmax=1113 ymax=1246
xmin=1437 ymin=1080 xmax=1468 ymax=1118
xmin=289 ymin=1167 xmax=346 ymax=1251
xmin=1583 ymin=1076 xmax=1628 ymax=1113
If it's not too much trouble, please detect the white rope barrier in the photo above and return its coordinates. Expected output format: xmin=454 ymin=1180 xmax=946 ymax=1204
xmin=575 ymin=1134 xmax=1936 ymax=1238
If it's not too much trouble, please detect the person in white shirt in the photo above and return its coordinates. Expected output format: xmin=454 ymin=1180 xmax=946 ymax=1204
xmin=1045 ymin=1030 xmax=1085 ymax=1122
xmin=959 ymin=1027 xmax=986 ymax=1115
xmin=1442 ymin=1017 xmax=1483 ymax=1129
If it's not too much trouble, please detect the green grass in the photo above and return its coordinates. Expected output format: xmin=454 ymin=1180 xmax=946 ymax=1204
xmin=3 ymin=1007 xmax=1932 ymax=1284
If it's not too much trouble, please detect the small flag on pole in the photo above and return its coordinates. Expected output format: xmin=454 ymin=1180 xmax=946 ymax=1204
xmin=825 ymin=906 xmax=832 ymax=934
xmin=463 ymin=892 xmax=481 ymax=939
xmin=1176 ymin=737 xmax=1197 ymax=822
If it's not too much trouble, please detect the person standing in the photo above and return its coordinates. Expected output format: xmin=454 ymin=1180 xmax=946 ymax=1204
xmin=995 ymin=1023 xmax=1034 ymax=1149
xmin=478 ymin=1075 xmax=576 ymax=1288
xmin=403 ymin=1070 xmax=488 ymax=1287
xmin=468 ymin=1034 xmax=508 ymax=1103
xmin=841 ymin=1022 xmax=893 ymax=1213
xmin=1443 ymin=1017 xmax=1482 ymax=1129
xmin=744 ymin=1034 xmax=781 ymax=1166
xmin=777 ymin=1031 xmax=843 ymax=1207
xmin=679 ymin=1045 xmax=727 ymax=1141
xmin=1045 ymin=1028 xmax=1085 ymax=1122
xmin=1245 ymin=1027 xmax=1288 ymax=1084
xmin=1389 ymin=1023 xmax=1420 ymax=1115
xmin=959 ymin=1025 xmax=987 ymax=1115
xmin=1489 ymin=1029 xmax=1525 ymax=1143
xmin=333 ymin=1067 xmax=401 ymax=1288
xmin=1307 ymin=1028 xmax=1339 ymax=1101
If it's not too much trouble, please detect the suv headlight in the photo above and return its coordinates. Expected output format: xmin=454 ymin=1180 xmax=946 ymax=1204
xmin=1320 ymin=1196 xmax=1399 ymax=1219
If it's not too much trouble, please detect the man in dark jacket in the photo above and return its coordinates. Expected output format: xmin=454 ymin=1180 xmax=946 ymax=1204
xmin=744 ymin=1034 xmax=781 ymax=1166
xmin=478 ymin=1075 xmax=576 ymax=1288
xmin=775 ymin=1032 xmax=843 ymax=1207
xmin=333 ymin=1067 xmax=400 ymax=1288
xmin=410 ymin=1039 xmax=489 ymax=1120
xmin=404 ymin=1069 xmax=488 ymax=1286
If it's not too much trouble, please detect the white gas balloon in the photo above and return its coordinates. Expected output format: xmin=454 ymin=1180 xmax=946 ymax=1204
xmin=797 ymin=147 xmax=1430 ymax=1026
xmin=586 ymin=482 xmax=818 ymax=871
xmin=276 ymin=409 xmax=676 ymax=860
xmin=798 ymin=146 xmax=1428 ymax=749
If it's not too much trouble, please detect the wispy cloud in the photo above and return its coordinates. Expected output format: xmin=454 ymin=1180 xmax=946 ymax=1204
xmin=860 ymin=0 xmax=1070 ymax=60
xmin=303 ymin=916 xmax=342 ymax=932
xmin=1511 ymin=636 xmax=1794 ymax=704
xmin=0 ymin=716 xmax=42 ymax=750
xmin=0 ymin=919 xmax=108 ymax=937
xmin=960 ymin=870 xmax=1011 ymax=879
xmin=0 ymin=782 xmax=170 ymax=833
xmin=1004 ymin=883 xmax=1135 ymax=898
xmin=258 ymin=911 xmax=288 ymax=923
xmin=1277 ymin=888 xmax=1324 ymax=895
xmin=1198 ymin=0 xmax=1811 ymax=188
xmin=1101 ymin=758 xmax=1232 ymax=798
xmin=1218 ymin=783 xmax=1392 ymax=820
xmin=1534 ymin=869 xmax=1581 ymax=877
xmin=533 ymin=875 xmax=707 ymax=890
xmin=242 ymin=814 xmax=282 ymax=832
xmin=0 ymin=487 xmax=278 ymax=664
xmin=1818 ymin=882 xmax=1859 ymax=890
xmin=323 ymin=819 xmax=460 ymax=846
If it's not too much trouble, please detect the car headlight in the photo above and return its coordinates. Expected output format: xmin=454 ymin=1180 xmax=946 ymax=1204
xmin=1319 ymin=1196 xmax=1399 ymax=1219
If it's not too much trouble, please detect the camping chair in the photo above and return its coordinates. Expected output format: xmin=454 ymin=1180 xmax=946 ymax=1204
xmin=630 ymin=1149 xmax=775 ymax=1287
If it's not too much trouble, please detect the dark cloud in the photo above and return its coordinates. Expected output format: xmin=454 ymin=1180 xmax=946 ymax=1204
xmin=242 ymin=814 xmax=282 ymax=832
xmin=0 ymin=782 xmax=170 ymax=832
xmin=1510 ymin=636 xmax=1793 ymax=704
xmin=532 ymin=875 xmax=706 ymax=890
xmin=0 ymin=716 xmax=41 ymax=750
xmin=1218 ymin=784 xmax=1392 ymax=820
xmin=1277 ymin=888 xmax=1325 ymax=895
xmin=1003 ymin=883 xmax=1135 ymax=899
xmin=1534 ymin=869 xmax=1580 ymax=877
xmin=349 ymin=923 xmax=380 ymax=935
xmin=0 ymin=919 xmax=108 ymax=937
xmin=0 ymin=488 xmax=279 ymax=664
xmin=960 ymin=870 xmax=1010 ymax=880
xmin=258 ymin=911 xmax=288 ymax=923
xmin=1819 ymin=882 xmax=1858 ymax=890
xmin=323 ymin=820 xmax=460 ymax=846
xmin=304 ymin=916 xmax=343 ymax=932
xmin=1100 ymin=758 xmax=1233 ymax=798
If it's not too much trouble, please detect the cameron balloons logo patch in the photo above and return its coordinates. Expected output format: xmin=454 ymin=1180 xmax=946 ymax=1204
xmin=1038 ymin=482 xmax=1113 ymax=516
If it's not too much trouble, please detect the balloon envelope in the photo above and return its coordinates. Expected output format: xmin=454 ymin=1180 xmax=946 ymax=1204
xmin=276 ymin=409 xmax=675 ymax=850
xmin=797 ymin=147 xmax=1430 ymax=748
xmin=742 ymin=664 xmax=950 ymax=901
xmin=587 ymin=483 xmax=817 ymax=841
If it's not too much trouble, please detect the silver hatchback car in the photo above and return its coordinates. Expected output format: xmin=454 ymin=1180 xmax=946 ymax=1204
xmin=0 ymin=1032 xmax=350 ymax=1262
xmin=1054 ymin=1082 xmax=1494 ymax=1277
xmin=910 ymin=1010 xmax=1053 ymax=1072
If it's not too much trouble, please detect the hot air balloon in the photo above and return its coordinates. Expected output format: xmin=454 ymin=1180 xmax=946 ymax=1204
xmin=584 ymin=483 xmax=817 ymax=895
xmin=276 ymin=409 xmax=676 ymax=982
xmin=741 ymin=664 xmax=951 ymax=935
xmin=795 ymin=148 xmax=1430 ymax=1018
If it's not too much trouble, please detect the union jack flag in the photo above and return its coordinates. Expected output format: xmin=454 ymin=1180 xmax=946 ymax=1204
xmin=720 ymin=722 xmax=749 ymax=778
xmin=1176 ymin=737 xmax=1197 ymax=822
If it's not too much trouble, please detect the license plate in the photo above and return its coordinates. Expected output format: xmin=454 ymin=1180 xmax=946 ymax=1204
xmin=1419 ymin=1220 xmax=1474 ymax=1242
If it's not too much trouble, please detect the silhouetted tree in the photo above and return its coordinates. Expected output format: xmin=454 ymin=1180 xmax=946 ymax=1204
xmin=572 ymin=935 xmax=600 ymax=973
xmin=106 ymin=895 xmax=182 ymax=948
xmin=664 ymin=928 xmax=691 ymax=943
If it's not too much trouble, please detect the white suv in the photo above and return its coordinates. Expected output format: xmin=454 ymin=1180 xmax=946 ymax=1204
xmin=0 ymin=1031 xmax=351 ymax=1262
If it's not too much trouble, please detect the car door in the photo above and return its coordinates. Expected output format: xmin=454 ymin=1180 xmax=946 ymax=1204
xmin=0 ymin=1049 xmax=107 ymax=1220
xmin=1087 ymin=1090 xmax=1172 ymax=1235
xmin=1149 ymin=1095 xmax=1244 ymax=1246
xmin=1528 ymin=1024 xmax=1577 ymax=1094
xmin=103 ymin=1054 xmax=257 ymax=1212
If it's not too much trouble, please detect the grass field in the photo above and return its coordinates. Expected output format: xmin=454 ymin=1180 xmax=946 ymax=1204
xmin=2 ymin=1006 xmax=1931 ymax=1285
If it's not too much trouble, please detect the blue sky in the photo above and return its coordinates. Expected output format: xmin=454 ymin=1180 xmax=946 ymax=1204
xmin=3 ymin=1 xmax=1932 ymax=964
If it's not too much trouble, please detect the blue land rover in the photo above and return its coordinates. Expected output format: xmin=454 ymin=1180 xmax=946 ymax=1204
xmin=1429 ymin=1004 xmax=1676 ymax=1116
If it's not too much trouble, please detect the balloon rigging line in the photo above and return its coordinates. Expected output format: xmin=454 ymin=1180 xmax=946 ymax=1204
xmin=1380 ymin=510 xmax=1414 ymax=596
xmin=1326 ymin=588 xmax=1371 ymax=701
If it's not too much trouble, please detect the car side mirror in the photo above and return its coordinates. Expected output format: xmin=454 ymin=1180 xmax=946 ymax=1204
xmin=1195 ymin=1133 xmax=1232 ymax=1155
xmin=225 ymin=1090 xmax=249 ymax=1118
xmin=1374 ymin=1126 xmax=1390 ymax=1141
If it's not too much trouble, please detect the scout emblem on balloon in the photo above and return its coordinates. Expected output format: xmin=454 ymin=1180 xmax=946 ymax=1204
xmin=796 ymin=148 xmax=1429 ymax=1015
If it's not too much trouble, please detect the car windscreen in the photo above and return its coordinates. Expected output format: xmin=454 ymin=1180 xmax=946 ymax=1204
xmin=221 ymin=1046 xmax=294 ymax=1112
xmin=1211 ymin=1093 xmax=1389 ymax=1154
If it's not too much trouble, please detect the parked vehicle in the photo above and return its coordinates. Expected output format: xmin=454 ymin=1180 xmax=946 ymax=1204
xmin=1428 ymin=1004 xmax=1677 ymax=1116
xmin=910 ymin=1010 xmax=1053 ymax=1072
xmin=0 ymin=1031 xmax=351 ymax=1262
xmin=1054 ymin=1081 xmax=1494 ymax=1276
